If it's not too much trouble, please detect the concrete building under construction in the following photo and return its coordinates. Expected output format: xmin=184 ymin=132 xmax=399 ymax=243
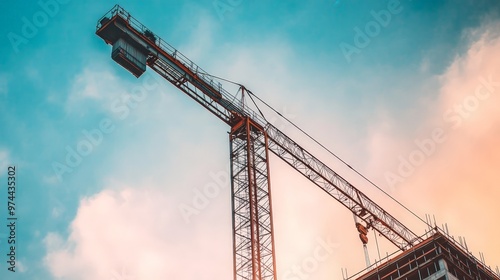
xmin=348 ymin=230 xmax=500 ymax=280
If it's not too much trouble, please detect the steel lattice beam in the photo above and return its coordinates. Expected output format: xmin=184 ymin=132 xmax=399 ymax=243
xmin=230 ymin=118 xmax=277 ymax=280
xmin=265 ymin=123 xmax=421 ymax=250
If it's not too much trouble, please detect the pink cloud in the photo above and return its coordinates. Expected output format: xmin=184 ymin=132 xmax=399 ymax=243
xmin=44 ymin=185 xmax=233 ymax=279
xmin=369 ymin=22 xmax=500 ymax=269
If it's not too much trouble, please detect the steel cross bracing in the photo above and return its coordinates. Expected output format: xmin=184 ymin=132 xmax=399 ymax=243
xmin=96 ymin=5 xmax=422 ymax=279
xmin=230 ymin=118 xmax=277 ymax=280
xmin=265 ymin=124 xmax=421 ymax=250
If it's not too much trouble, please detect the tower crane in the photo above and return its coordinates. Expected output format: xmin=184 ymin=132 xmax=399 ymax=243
xmin=95 ymin=5 xmax=422 ymax=280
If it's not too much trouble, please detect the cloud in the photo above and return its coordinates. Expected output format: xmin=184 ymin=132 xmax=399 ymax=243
xmin=65 ymin=65 xmax=129 ymax=114
xmin=44 ymin=184 xmax=232 ymax=280
xmin=177 ymin=9 xmax=215 ymax=63
xmin=367 ymin=21 xmax=500 ymax=267
xmin=411 ymin=22 xmax=500 ymax=262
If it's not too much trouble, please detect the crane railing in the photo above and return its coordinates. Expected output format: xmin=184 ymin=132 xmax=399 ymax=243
xmin=96 ymin=4 xmax=267 ymax=126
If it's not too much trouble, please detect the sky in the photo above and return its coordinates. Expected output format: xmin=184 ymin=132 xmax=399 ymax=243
xmin=0 ymin=0 xmax=500 ymax=279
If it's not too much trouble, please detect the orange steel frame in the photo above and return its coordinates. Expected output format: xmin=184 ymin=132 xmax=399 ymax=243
xmin=230 ymin=118 xmax=277 ymax=280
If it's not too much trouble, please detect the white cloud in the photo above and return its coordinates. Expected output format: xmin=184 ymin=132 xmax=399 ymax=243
xmin=64 ymin=61 xmax=176 ymax=123
xmin=66 ymin=66 xmax=123 ymax=106
xmin=17 ymin=260 xmax=27 ymax=273
xmin=44 ymin=184 xmax=232 ymax=280
xmin=178 ymin=10 xmax=215 ymax=63
xmin=366 ymin=21 xmax=500 ymax=267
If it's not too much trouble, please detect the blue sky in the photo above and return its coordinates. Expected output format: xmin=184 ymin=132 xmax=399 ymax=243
xmin=1 ymin=0 xmax=500 ymax=279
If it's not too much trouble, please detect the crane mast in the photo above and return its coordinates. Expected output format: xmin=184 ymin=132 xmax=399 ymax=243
xmin=95 ymin=5 xmax=421 ymax=280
